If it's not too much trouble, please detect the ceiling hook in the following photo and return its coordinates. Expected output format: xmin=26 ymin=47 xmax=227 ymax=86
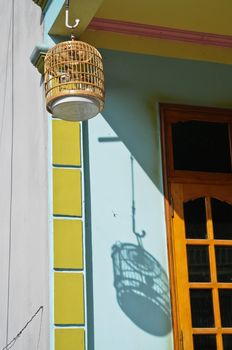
xmin=65 ymin=0 xmax=80 ymax=29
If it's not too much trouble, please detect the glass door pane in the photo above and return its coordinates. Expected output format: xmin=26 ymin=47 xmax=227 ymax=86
xmin=193 ymin=335 xmax=217 ymax=350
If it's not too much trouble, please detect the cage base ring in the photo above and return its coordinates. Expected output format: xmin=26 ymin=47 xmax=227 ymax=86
xmin=48 ymin=95 xmax=100 ymax=121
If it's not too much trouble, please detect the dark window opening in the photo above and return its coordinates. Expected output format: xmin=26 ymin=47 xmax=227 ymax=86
xmin=187 ymin=245 xmax=210 ymax=282
xmin=193 ymin=335 xmax=216 ymax=350
xmin=211 ymin=198 xmax=232 ymax=240
xmin=172 ymin=121 xmax=231 ymax=173
xmin=184 ymin=197 xmax=207 ymax=239
xmin=190 ymin=289 xmax=214 ymax=328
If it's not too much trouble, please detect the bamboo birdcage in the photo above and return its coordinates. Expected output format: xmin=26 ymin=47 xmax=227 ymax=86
xmin=44 ymin=39 xmax=104 ymax=120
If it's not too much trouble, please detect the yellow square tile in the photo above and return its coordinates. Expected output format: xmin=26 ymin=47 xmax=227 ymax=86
xmin=53 ymin=168 xmax=82 ymax=216
xmin=52 ymin=120 xmax=81 ymax=166
xmin=55 ymin=328 xmax=85 ymax=350
xmin=54 ymin=273 xmax=85 ymax=325
xmin=54 ymin=219 xmax=83 ymax=269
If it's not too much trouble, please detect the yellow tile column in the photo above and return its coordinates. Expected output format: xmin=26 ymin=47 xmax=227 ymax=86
xmin=52 ymin=119 xmax=85 ymax=350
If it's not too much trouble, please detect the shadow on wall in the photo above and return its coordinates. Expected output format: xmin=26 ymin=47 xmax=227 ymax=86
xmin=111 ymin=241 xmax=171 ymax=336
xmin=101 ymin=49 xmax=232 ymax=194
xmin=110 ymin=155 xmax=171 ymax=336
xmin=101 ymin=51 xmax=164 ymax=192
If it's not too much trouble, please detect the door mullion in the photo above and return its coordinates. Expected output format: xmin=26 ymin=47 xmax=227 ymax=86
xmin=206 ymin=197 xmax=223 ymax=350
xmin=205 ymin=197 xmax=214 ymax=241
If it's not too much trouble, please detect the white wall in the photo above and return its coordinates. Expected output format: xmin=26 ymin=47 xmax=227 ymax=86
xmin=0 ymin=1 xmax=49 ymax=349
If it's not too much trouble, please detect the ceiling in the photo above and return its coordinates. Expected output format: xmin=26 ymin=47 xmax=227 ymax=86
xmin=95 ymin=0 xmax=232 ymax=36
xmin=49 ymin=0 xmax=232 ymax=64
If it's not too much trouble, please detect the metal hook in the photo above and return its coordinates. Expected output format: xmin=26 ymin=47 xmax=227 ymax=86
xmin=65 ymin=0 xmax=80 ymax=29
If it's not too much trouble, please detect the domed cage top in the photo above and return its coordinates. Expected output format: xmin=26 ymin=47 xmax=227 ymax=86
xmin=44 ymin=40 xmax=104 ymax=115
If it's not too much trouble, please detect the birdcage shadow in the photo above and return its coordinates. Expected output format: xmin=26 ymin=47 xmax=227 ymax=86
xmin=111 ymin=242 xmax=171 ymax=336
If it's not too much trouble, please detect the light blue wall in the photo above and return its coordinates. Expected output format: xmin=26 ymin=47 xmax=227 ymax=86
xmin=87 ymin=116 xmax=172 ymax=350
xmin=86 ymin=49 xmax=232 ymax=350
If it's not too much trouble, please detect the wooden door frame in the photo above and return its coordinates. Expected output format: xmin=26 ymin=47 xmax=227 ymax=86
xmin=159 ymin=103 xmax=232 ymax=350
xmin=160 ymin=104 xmax=179 ymax=349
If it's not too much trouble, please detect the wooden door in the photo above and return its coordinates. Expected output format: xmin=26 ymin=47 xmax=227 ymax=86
xmin=171 ymin=183 xmax=232 ymax=350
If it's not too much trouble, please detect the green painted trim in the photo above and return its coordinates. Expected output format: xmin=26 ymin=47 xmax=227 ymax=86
xmin=30 ymin=44 xmax=50 ymax=74
xmin=32 ymin=0 xmax=48 ymax=9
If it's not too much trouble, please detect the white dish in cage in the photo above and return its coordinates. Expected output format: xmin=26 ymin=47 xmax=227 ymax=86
xmin=49 ymin=96 xmax=100 ymax=121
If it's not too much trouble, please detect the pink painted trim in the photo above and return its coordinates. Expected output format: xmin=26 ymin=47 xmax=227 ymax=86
xmin=88 ymin=17 xmax=232 ymax=48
